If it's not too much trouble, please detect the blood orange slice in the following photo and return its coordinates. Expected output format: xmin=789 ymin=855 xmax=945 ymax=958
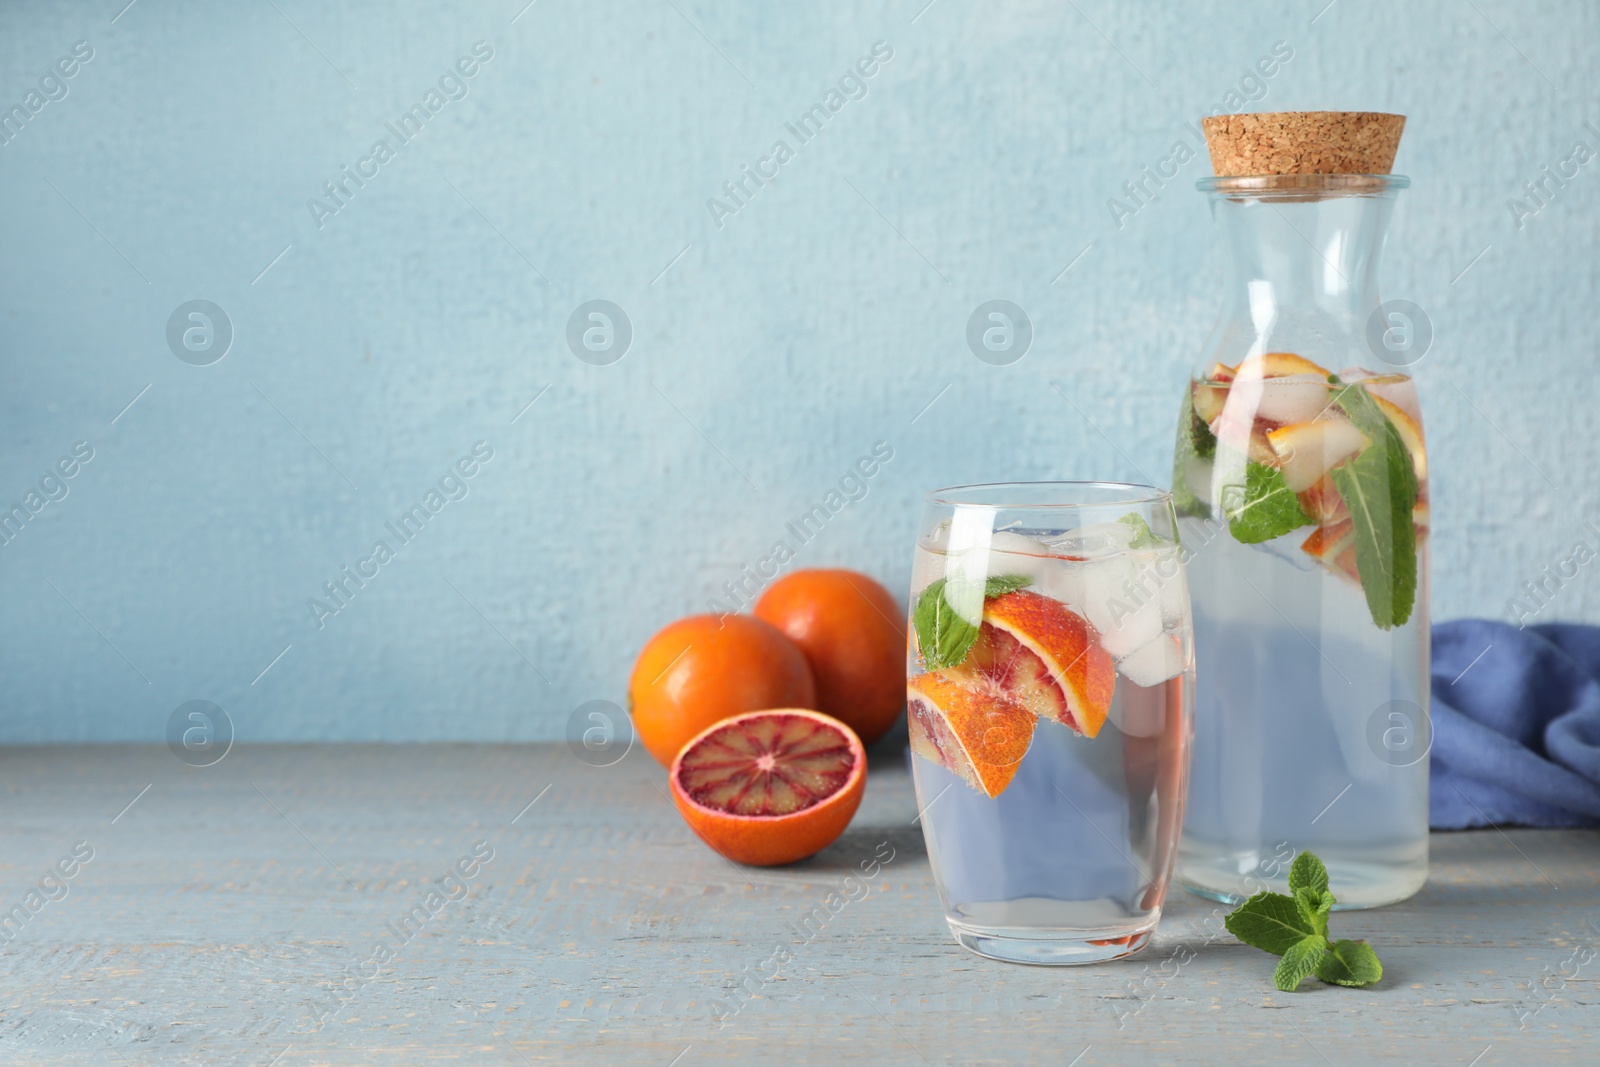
xmin=1301 ymin=519 xmax=1361 ymax=584
xmin=1298 ymin=473 xmax=1349 ymax=526
xmin=1373 ymin=394 xmax=1427 ymax=482
xmin=1233 ymin=352 xmax=1332 ymax=379
xmin=669 ymin=709 xmax=865 ymax=867
xmin=1266 ymin=417 xmax=1368 ymax=492
xmin=907 ymin=672 xmax=1034 ymax=798
xmin=955 ymin=590 xmax=1116 ymax=738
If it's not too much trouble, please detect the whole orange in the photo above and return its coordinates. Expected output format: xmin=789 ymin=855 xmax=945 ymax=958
xmin=753 ymin=569 xmax=906 ymax=745
xmin=629 ymin=613 xmax=816 ymax=765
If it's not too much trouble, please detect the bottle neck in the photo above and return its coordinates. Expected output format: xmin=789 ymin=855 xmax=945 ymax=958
xmin=1209 ymin=189 xmax=1399 ymax=337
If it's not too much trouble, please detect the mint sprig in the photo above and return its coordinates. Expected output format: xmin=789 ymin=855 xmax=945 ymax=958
xmin=1329 ymin=378 xmax=1418 ymax=629
xmin=912 ymin=575 xmax=1032 ymax=670
xmin=1223 ymin=850 xmax=1384 ymax=992
xmin=1220 ymin=461 xmax=1312 ymax=544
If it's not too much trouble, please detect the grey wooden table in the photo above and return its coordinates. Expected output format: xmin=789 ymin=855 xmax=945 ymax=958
xmin=1 ymin=742 xmax=1596 ymax=1066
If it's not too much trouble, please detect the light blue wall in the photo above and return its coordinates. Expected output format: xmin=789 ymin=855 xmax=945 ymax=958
xmin=2 ymin=0 xmax=1597 ymax=741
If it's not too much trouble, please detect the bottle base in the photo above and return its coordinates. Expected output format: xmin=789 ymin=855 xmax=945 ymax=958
xmin=947 ymin=918 xmax=1156 ymax=965
xmin=1179 ymin=851 xmax=1427 ymax=910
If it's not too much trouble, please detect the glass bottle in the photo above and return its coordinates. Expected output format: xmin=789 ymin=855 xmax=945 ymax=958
xmin=1172 ymin=171 xmax=1430 ymax=909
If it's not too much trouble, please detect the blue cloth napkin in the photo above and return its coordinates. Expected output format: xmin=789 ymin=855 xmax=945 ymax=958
xmin=1431 ymin=620 xmax=1600 ymax=829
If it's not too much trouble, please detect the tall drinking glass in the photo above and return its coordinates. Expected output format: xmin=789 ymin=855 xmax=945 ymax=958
xmin=907 ymin=482 xmax=1193 ymax=964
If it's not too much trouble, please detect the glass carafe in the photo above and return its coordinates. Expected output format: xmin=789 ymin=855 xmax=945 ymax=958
xmin=1172 ymin=173 xmax=1430 ymax=909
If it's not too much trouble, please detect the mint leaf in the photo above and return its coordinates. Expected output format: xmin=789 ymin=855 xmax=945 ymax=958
xmin=1328 ymin=376 xmax=1390 ymax=440
xmin=1223 ymin=891 xmax=1314 ymax=956
xmin=984 ymin=574 xmax=1033 ymax=597
xmin=1172 ymin=390 xmax=1215 ymax=518
xmin=1189 ymin=387 xmax=1218 ymax=459
xmin=912 ymin=575 xmax=1032 ymax=670
xmin=1221 ymin=461 xmax=1313 ymax=544
xmin=1274 ymin=935 xmax=1330 ymax=992
xmin=1171 ymin=455 xmax=1207 ymax=519
xmin=1330 ymin=378 xmax=1419 ymax=629
xmin=1329 ymin=419 xmax=1417 ymax=630
xmin=1289 ymin=851 xmax=1329 ymax=895
xmin=1316 ymin=939 xmax=1384 ymax=987
xmin=912 ymin=578 xmax=978 ymax=670
xmin=1294 ymin=887 xmax=1332 ymax=939
xmin=1116 ymin=513 xmax=1162 ymax=548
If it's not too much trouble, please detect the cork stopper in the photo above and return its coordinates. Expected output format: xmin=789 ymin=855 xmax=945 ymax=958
xmin=1202 ymin=111 xmax=1405 ymax=176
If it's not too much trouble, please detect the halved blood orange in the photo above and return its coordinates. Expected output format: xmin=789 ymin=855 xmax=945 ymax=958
xmin=954 ymin=590 xmax=1116 ymax=738
xmin=669 ymin=709 xmax=865 ymax=867
xmin=907 ymin=672 xmax=1034 ymax=798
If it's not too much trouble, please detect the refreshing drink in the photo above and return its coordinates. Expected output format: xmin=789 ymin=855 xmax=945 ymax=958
xmin=907 ymin=483 xmax=1193 ymax=965
xmin=1175 ymin=110 xmax=1431 ymax=909
xmin=1174 ymin=355 xmax=1430 ymax=907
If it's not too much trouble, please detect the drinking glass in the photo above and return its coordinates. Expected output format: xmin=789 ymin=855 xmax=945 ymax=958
xmin=907 ymin=482 xmax=1193 ymax=964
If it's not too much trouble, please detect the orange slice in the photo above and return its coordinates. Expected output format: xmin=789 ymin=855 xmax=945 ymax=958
xmin=1301 ymin=518 xmax=1354 ymax=562
xmin=1301 ymin=519 xmax=1361 ymax=584
xmin=907 ymin=673 xmax=1034 ymax=798
xmin=1266 ymin=417 xmax=1369 ymax=492
xmin=1207 ymin=395 xmax=1279 ymax=466
xmin=1373 ymin=394 xmax=1427 ymax=482
xmin=1193 ymin=379 xmax=1230 ymax=424
xmin=959 ymin=590 xmax=1116 ymax=738
xmin=1298 ymin=473 xmax=1350 ymax=526
xmin=1233 ymin=352 xmax=1332 ymax=379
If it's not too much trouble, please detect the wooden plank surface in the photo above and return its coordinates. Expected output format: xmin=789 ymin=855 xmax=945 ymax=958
xmin=0 ymin=742 xmax=1596 ymax=1065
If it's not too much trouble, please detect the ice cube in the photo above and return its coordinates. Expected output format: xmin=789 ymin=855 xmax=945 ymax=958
xmin=930 ymin=528 xmax=1057 ymax=622
xmin=1152 ymin=547 xmax=1190 ymax=628
xmin=1252 ymin=375 xmax=1335 ymax=424
xmin=1078 ymin=552 xmax=1164 ymax=659
xmin=1107 ymin=667 xmax=1167 ymax=737
xmin=1038 ymin=520 xmax=1136 ymax=560
xmin=1041 ymin=557 xmax=1087 ymax=615
xmin=1116 ymin=633 xmax=1187 ymax=687
xmin=980 ymin=531 xmax=1057 ymax=589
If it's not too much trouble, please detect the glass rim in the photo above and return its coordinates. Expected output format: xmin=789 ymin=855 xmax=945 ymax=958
xmin=924 ymin=480 xmax=1171 ymax=510
xmin=1197 ymin=173 xmax=1410 ymax=198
